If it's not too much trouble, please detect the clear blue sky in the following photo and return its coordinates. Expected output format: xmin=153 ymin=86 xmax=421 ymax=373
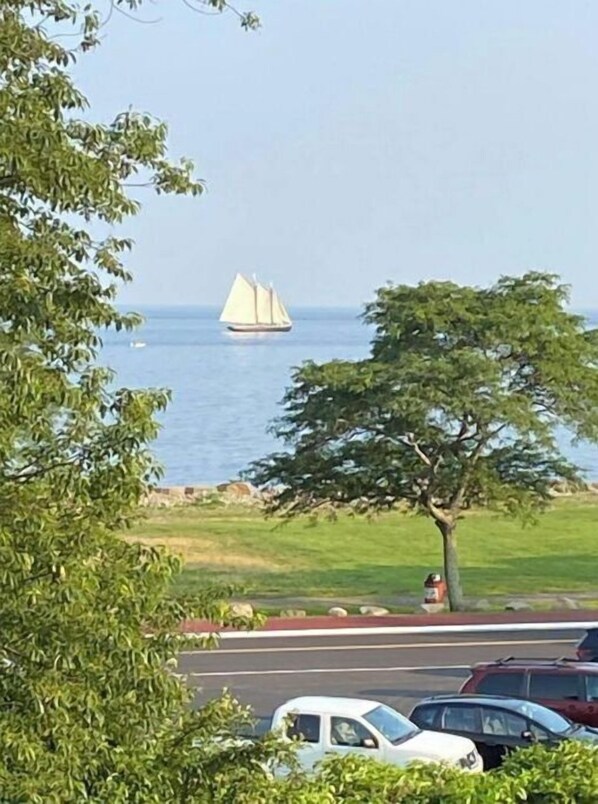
xmin=75 ymin=0 xmax=597 ymax=308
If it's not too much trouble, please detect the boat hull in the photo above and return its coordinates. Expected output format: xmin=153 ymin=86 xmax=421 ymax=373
xmin=227 ymin=323 xmax=292 ymax=333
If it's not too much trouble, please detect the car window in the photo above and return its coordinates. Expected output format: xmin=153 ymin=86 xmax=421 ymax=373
xmin=529 ymin=722 xmax=551 ymax=741
xmin=330 ymin=717 xmax=375 ymax=748
xmin=513 ymin=701 xmax=573 ymax=735
xmin=475 ymin=671 xmax=524 ymax=696
xmin=529 ymin=672 xmax=580 ymax=700
xmin=481 ymin=708 xmax=527 ymax=737
xmin=410 ymin=705 xmax=438 ymax=729
xmin=586 ymin=675 xmax=598 ymax=702
xmin=286 ymin=714 xmax=321 ymax=743
xmin=363 ymin=705 xmax=417 ymax=743
xmin=441 ymin=705 xmax=479 ymax=732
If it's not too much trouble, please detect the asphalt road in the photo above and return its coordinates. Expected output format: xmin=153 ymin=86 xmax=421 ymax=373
xmin=179 ymin=627 xmax=584 ymax=719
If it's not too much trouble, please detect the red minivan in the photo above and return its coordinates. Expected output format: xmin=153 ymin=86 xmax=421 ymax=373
xmin=460 ymin=658 xmax=598 ymax=727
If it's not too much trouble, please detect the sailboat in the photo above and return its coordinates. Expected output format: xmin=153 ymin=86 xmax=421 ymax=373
xmin=219 ymin=273 xmax=292 ymax=333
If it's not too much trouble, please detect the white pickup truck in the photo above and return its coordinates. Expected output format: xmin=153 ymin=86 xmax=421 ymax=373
xmin=266 ymin=696 xmax=483 ymax=772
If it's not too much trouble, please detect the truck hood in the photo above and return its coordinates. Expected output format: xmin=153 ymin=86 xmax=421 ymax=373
xmin=399 ymin=729 xmax=476 ymax=763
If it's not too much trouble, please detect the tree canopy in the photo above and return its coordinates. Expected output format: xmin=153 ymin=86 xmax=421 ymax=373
xmin=248 ymin=273 xmax=598 ymax=610
xmin=0 ymin=0 xmax=273 ymax=800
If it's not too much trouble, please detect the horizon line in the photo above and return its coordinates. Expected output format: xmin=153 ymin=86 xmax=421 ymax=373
xmin=117 ymin=301 xmax=598 ymax=313
xmin=116 ymin=302 xmax=365 ymax=309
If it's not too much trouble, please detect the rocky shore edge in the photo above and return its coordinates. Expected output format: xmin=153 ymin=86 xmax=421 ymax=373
xmin=141 ymin=479 xmax=598 ymax=508
xmin=141 ymin=481 xmax=264 ymax=508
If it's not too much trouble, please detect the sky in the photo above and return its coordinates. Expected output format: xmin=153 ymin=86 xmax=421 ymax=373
xmin=74 ymin=0 xmax=598 ymax=309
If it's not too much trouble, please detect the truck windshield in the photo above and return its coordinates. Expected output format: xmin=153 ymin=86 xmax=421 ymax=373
xmin=363 ymin=705 xmax=418 ymax=744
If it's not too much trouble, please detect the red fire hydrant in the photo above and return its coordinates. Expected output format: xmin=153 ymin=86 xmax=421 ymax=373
xmin=424 ymin=573 xmax=447 ymax=604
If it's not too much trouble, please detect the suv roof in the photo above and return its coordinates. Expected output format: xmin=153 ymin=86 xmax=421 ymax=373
xmin=470 ymin=657 xmax=598 ymax=672
xmin=414 ymin=693 xmax=531 ymax=707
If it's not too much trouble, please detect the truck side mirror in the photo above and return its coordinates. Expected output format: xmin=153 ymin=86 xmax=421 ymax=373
xmin=361 ymin=737 xmax=378 ymax=749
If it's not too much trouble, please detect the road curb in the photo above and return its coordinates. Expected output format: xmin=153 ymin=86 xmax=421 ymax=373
xmin=182 ymin=610 xmax=598 ymax=640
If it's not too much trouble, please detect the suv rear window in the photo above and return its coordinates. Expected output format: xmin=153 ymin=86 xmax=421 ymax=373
xmin=529 ymin=672 xmax=580 ymax=700
xmin=410 ymin=705 xmax=438 ymax=728
xmin=475 ymin=671 xmax=524 ymax=697
xmin=441 ymin=705 xmax=479 ymax=732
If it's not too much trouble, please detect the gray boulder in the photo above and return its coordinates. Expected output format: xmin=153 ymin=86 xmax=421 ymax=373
xmin=359 ymin=605 xmax=390 ymax=616
xmin=280 ymin=609 xmax=307 ymax=618
xmin=229 ymin=602 xmax=254 ymax=618
xmin=216 ymin=481 xmax=256 ymax=497
xmin=328 ymin=606 xmax=348 ymax=617
xmin=504 ymin=600 xmax=533 ymax=611
xmin=420 ymin=603 xmax=445 ymax=614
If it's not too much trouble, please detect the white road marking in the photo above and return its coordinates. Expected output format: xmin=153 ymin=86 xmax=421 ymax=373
xmin=181 ymin=637 xmax=573 ymax=657
xmin=188 ymin=663 xmax=470 ymax=678
xmin=184 ymin=620 xmax=595 ymax=641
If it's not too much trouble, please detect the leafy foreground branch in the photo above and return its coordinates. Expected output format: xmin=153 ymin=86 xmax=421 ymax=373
xmin=248 ymin=273 xmax=598 ymax=611
xmin=200 ymin=741 xmax=598 ymax=803
xmin=0 ymin=0 xmax=269 ymax=801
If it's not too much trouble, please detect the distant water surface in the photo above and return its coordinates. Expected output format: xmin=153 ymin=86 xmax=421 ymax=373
xmin=101 ymin=306 xmax=598 ymax=484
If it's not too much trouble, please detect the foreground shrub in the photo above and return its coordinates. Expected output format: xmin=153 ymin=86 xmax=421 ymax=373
xmin=206 ymin=743 xmax=598 ymax=804
xmin=497 ymin=740 xmax=598 ymax=802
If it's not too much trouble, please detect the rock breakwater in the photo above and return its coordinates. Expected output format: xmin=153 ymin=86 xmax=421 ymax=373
xmin=141 ymin=479 xmax=598 ymax=508
xmin=141 ymin=481 xmax=264 ymax=508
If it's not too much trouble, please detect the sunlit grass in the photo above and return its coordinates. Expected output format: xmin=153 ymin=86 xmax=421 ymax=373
xmin=124 ymin=495 xmax=598 ymax=604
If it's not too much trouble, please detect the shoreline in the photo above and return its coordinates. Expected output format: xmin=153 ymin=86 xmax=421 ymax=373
xmin=142 ymin=480 xmax=598 ymax=508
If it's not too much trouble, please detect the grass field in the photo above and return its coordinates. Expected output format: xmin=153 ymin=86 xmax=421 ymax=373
xmin=123 ymin=495 xmax=598 ymax=608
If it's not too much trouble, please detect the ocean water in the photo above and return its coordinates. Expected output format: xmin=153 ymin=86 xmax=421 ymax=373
xmin=101 ymin=306 xmax=598 ymax=484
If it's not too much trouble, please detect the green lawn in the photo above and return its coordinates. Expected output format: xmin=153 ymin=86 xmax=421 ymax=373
xmin=124 ymin=495 xmax=598 ymax=606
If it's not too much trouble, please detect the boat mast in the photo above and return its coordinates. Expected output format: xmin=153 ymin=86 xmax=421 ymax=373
xmin=252 ymin=273 xmax=258 ymax=324
xmin=269 ymin=283 xmax=274 ymax=324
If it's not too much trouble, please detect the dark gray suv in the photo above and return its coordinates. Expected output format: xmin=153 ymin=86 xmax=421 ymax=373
xmin=409 ymin=694 xmax=598 ymax=770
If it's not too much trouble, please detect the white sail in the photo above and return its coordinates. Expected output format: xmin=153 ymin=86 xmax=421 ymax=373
xmin=220 ymin=273 xmax=292 ymax=329
xmin=271 ymin=289 xmax=292 ymax=325
xmin=255 ymin=282 xmax=273 ymax=324
xmin=219 ymin=273 xmax=257 ymax=324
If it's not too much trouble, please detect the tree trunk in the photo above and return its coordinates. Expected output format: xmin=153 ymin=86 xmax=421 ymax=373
xmin=436 ymin=521 xmax=464 ymax=612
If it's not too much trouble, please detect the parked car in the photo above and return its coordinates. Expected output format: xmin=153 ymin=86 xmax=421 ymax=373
xmin=459 ymin=657 xmax=598 ymax=727
xmin=409 ymin=694 xmax=598 ymax=770
xmin=576 ymin=628 xmax=598 ymax=662
xmin=268 ymin=696 xmax=483 ymax=772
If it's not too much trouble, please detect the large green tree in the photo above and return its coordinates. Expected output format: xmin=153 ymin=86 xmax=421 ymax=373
xmin=0 ymin=1 xmax=277 ymax=801
xmin=248 ymin=273 xmax=598 ymax=611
